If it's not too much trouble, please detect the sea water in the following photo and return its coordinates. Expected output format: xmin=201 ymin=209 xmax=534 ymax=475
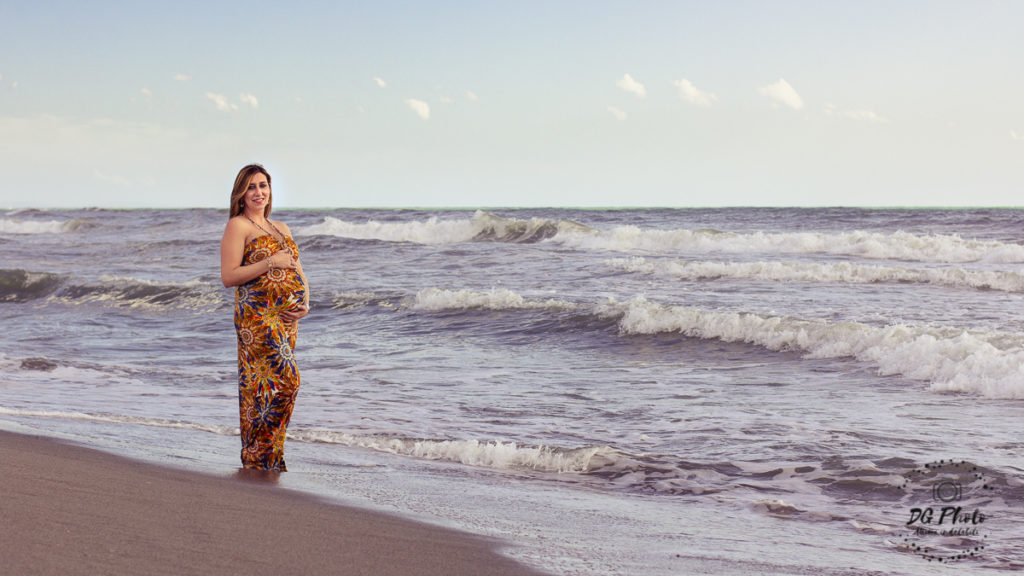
xmin=2 ymin=207 xmax=1023 ymax=574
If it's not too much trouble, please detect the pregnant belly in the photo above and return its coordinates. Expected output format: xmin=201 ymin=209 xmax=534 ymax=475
xmin=264 ymin=270 xmax=305 ymax=311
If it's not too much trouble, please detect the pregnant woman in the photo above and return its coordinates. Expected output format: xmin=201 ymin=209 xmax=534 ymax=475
xmin=220 ymin=164 xmax=309 ymax=471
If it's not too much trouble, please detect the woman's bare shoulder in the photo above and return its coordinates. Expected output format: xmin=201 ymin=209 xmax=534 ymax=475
xmin=223 ymin=216 xmax=257 ymax=242
xmin=224 ymin=216 xmax=246 ymax=232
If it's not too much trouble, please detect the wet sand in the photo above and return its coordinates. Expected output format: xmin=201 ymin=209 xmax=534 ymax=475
xmin=0 ymin=430 xmax=545 ymax=576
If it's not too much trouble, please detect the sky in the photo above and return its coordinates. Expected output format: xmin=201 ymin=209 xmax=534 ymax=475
xmin=1 ymin=0 xmax=1022 ymax=208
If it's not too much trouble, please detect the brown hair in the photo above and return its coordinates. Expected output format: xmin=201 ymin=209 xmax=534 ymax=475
xmin=229 ymin=164 xmax=273 ymax=219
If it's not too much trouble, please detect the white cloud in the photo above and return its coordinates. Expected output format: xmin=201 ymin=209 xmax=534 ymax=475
xmin=239 ymin=93 xmax=259 ymax=108
xmin=0 ymin=73 xmax=3 ymax=82
xmin=374 ymin=76 xmax=387 ymax=88
xmin=205 ymin=92 xmax=237 ymax=112
xmin=758 ymin=78 xmax=804 ymax=110
xmin=673 ymin=78 xmax=717 ymax=107
xmin=404 ymin=98 xmax=430 ymax=120
xmin=616 ymin=74 xmax=647 ymax=99
xmin=466 ymin=90 xmax=479 ymax=102
xmin=825 ymin=104 xmax=888 ymax=124
xmin=607 ymin=106 xmax=628 ymax=121
xmin=11 ymin=81 xmax=18 ymax=89
xmin=1012 ymin=130 xmax=1024 ymax=141
xmin=439 ymin=95 xmax=454 ymax=104
xmin=140 ymin=88 xmax=153 ymax=99
xmin=173 ymin=73 xmax=191 ymax=82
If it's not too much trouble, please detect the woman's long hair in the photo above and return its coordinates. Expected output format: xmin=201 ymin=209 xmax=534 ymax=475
xmin=229 ymin=164 xmax=273 ymax=219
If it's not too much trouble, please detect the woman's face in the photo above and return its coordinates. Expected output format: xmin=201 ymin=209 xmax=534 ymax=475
xmin=243 ymin=173 xmax=271 ymax=214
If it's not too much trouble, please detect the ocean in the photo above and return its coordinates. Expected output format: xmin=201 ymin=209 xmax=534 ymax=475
xmin=2 ymin=206 xmax=1022 ymax=575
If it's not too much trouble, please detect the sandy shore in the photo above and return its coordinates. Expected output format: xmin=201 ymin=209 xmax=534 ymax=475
xmin=0 ymin=430 xmax=546 ymax=576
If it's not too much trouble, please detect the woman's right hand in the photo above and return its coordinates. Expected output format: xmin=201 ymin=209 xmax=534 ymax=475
xmin=267 ymin=251 xmax=297 ymax=270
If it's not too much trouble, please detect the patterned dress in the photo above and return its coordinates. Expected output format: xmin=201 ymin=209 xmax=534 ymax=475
xmin=235 ymin=234 xmax=306 ymax=471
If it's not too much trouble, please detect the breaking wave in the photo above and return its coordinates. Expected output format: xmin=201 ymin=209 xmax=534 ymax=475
xmin=600 ymin=296 xmax=1024 ymax=399
xmin=300 ymin=211 xmax=592 ymax=245
xmin=0 ymin=217 xmax=81 ymax=234
xmin=0 ymin=269 xmax=65 ymax=302
xmin=405 ymin=288 xmax=1024 ymax=399
xmin=555 ymin=226 xmax=1024 ymax=263
xmin=2 ymin=269 xmax=228 ymax=311
xmin=0 ymin=405 xmax=605 ymax=474
xmin=289 ymin=429 xmax=610 ymax=473
xmin=299 ymin=211 xmax=1024 ymax=263
xmin=605 ymin=256 xmax=1024 ymax=292
xmin=48 ymin=275 xmax=226 ymax=311
xmin=411 ymin=287 xmax=580 ymax=312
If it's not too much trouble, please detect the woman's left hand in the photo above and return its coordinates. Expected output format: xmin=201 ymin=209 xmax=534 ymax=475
xmin=280 ymin=304 xmax=309 ymax=324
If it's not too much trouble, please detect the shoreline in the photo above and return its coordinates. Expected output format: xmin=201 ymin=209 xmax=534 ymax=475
xmin=0 ymin=430 xmax=545 ymax=576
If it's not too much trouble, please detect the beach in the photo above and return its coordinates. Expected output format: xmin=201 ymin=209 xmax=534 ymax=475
xmin=0 ymin=430 xmax=543 ymax=576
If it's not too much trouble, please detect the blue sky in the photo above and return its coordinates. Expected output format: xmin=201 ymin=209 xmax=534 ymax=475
xmin=1 ymin=0 xmax=1022 ymax=208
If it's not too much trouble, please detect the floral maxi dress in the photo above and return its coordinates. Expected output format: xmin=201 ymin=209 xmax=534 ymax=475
xmin=234 ymin=234 xmax=306 ymax=471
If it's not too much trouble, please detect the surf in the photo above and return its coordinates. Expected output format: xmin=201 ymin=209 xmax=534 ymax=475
xmin=402 ymin=287 xmax=1024 ymax=399
xmin=605 ymin=256 xmax=1024 ymax=292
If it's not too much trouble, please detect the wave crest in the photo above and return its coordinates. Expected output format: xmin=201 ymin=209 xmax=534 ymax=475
xmin=558 ymin=226 xmax=1024 ymax=263
xmin=301 ymin=212 xmax=1024 ymax=262
xmin=0 ymin=269 xmax=64 ymax=302
xmin=411 ymin=287 xmax=580 ymax=312
xmin=289 ymin=429 xmax=609 ymax=473
xmin=300 ymin=211 xmax=593 ymax=245
xmin=50 ymin=276 xmax=226 ymax=311
xmin=606 ymin=257 xmax=1024 ymax=292
xmin=602 ymin=296 xmax=1024 ymax=398
xmin=0 ymin=218 xmax=80 ymax=234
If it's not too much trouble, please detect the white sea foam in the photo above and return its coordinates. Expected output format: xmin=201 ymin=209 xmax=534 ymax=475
xmin=599 ymin=296 xmax=1024 ymax=399
xmin=330 ymin=291 xmax=400 ymax=310
xmin=0 ymin=402 xmax=609 ymax=474
xmin=558 ymin=226 xmax=1024 ymax=263
xmin=303 ymin=212 xmax=1024 ymax=262
xmin=752 ymin=499 xmax=803 ymax=516
xmin=0 ymin=218 xmax=73 ymax=234
xmin=411 ymin=287 xmax=580 ymax=312
xmin=301 ymin=211 xmax=588 ymax=245
xmin=0 ymin=407 xmax=237 ymax=436
xmin=606 ymin=256 xmax=1024 ymax=292
xmin=288 ymin=429 xmax=610 ymax=473
xmin=302 ymin=214 xmax=481 ymax=244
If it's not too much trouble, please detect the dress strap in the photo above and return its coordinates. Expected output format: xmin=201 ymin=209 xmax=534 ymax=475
xmin=267 ymin=220 xmax=290 ymax=243
xmin=248 ymin=217 xmax=290 ymax=245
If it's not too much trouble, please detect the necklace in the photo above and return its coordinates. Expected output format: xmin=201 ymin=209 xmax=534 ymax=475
xmin=247 ymin=217 xmax=288 ymax=245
